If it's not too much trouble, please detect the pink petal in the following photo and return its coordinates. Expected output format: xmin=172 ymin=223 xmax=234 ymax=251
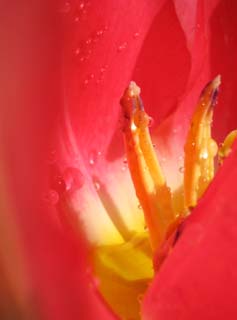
xmin=0 ymin=1 xmax=115 ymax=318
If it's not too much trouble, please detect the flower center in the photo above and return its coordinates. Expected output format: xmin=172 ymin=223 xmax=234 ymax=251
xmin=93 ymin=76 xmax=236 ymax=320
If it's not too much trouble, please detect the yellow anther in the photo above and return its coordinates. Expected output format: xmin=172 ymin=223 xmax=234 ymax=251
xmin=218 ymin=130 xmax=237 ymax=164
xmin=184 ymin=75 xmax=221 ymax=210
xmin=120 ymin=82 xmax=175 ymax=250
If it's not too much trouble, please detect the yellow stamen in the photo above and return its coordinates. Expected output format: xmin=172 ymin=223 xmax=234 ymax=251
xmin=218 ymin=130 xmax=237 ymax=164
xmin=120 ymin=82 xmax=175 ymax=250
xmin=184 ymin=75 xmax=221 ymax=210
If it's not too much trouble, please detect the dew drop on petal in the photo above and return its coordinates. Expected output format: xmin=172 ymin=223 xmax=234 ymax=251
xmin=60 ymin=1 xmax=71 ymax=13
xmin=121 ymin=165 xmax=127 ymax=172
xmin=75 ymin=47 xmax=81 ymax=56
xmin=89 ymin=150 xmax=101 ymax=166
xmin=85 ymin=37 xmax=92 ymax=45
xmin=148 ymin=117 xmax=154 ymax=127
xmin=84 ymin=79 xmax=89 ymax=86
xmin=96 ymin=29 xmax=104 ymax=37
xmin=138 ymin=204 xmax=142 ymax=209
xmin=44 ymin=189 xmax=59 ymax=205
xmin=94 ymin=181 xmax=101 ymax=191
xmin=52 ymin=175 xmax=66 ymax=194
xmin=74 ymin=15 xmax=80 ymax=22
xmin=133 ymin=32 xmax=140 ymax=39
xmin=63 ymin=167 xmax=85 ymax=191
xmin=48 ymin=150 xmax=57 ymax=164
xmin=179 ymin=166 xmax=184 ymax=173
xmin=78 ymin=1 xmax=85 ymax=10
xmin=123 ymin=157 xmax=128 ymax=164
xmin=117 ymin=42 xmax=127 ymax=52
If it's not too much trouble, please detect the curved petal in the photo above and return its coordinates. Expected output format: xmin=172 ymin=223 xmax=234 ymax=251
xmin=142 ymin=142 xmax=237 ymax=319
xmin=58 ymin=0 xmax=194 ymax=244
xmin=0 ymin=1 xmax=115 ymax=319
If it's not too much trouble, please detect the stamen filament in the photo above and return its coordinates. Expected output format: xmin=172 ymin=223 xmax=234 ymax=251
xmin=121 ymin=82 xmax=175 ymax=250
xmin=184 ymin=75 xmax=221 ymax=209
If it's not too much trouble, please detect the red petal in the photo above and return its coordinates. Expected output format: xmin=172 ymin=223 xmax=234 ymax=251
xmin=143 ymin=142 xmax=237 ymax=319
xmin=0 ymin=2 xmax=115 ymax=318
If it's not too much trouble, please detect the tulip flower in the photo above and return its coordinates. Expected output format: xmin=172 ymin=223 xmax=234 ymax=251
xmin=1 ymin=0 xmax=237 ymax=319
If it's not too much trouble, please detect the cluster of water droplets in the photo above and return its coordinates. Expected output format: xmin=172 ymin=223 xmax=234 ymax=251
xmin=88 ymin=149 xmax=103 ymax=191
xmin=44 ymin=150 xmax=86 ymax=206
xmin=60 ymin=0 xmax=91 ymax=19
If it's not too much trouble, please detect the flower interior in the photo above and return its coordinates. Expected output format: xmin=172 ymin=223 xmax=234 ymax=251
xmin=91 ymin=76 xmax=236 ymax=319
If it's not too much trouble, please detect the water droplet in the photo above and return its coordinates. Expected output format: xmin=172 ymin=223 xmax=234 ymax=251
xmin=52 ymin=175 xmax=66 ymax=194
xmin=48 ymin=150 xmax=57 ymax=164
xmin=85 ymin=38 xmax=92 ymax=45
xmin=152 ymin=144 xmax=156 ymax=148
xmin=96 ymin=29 xmax=104 ymax=37
xmin=84 ymin=79 xmax=89 ymax=86
xmin=63 ymin=167 xmax=84 ymax=191
xmin=121 ymin=165 xmax=127 ymax=172
xmin=60 ymin=1 xmax=71 ymax=13
xmin=44 ymin=189 xmax=59 ymax=205
xmin=89 ymin=150 xmax=101 ymax=166
xmin=179 ymin=166 xmax=185 ymax=173
xmin=138 ymin=204 xmax=142 ymax=209
xmin=74 ymin=15 xmax=80 ymax=22
xmin=100 ymin=65 xmax=108 ymax=73
xmin=123 ymin=157 xmax=128 ymax=164
xmin=94 ymin=181 xmax=100 ymax=190
xmin=117 ymin=42 xmax=127 ymax=52
xmin=133 ymin=32 xmax=140 ymax=39
xmin=89 ymin=73 xmax=95 ymax=79
xmin=200 ymin=150 xmax=208 ymax=160
xmin=137 ymin=294 xmax=144 ymax=303
xmin=75 ymin=47 xmax=81 ymax=56
xmin=78 ymin=1 xmax=85 ymax=10
xmin=148 ymin=117 xmax=154 ymax=127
